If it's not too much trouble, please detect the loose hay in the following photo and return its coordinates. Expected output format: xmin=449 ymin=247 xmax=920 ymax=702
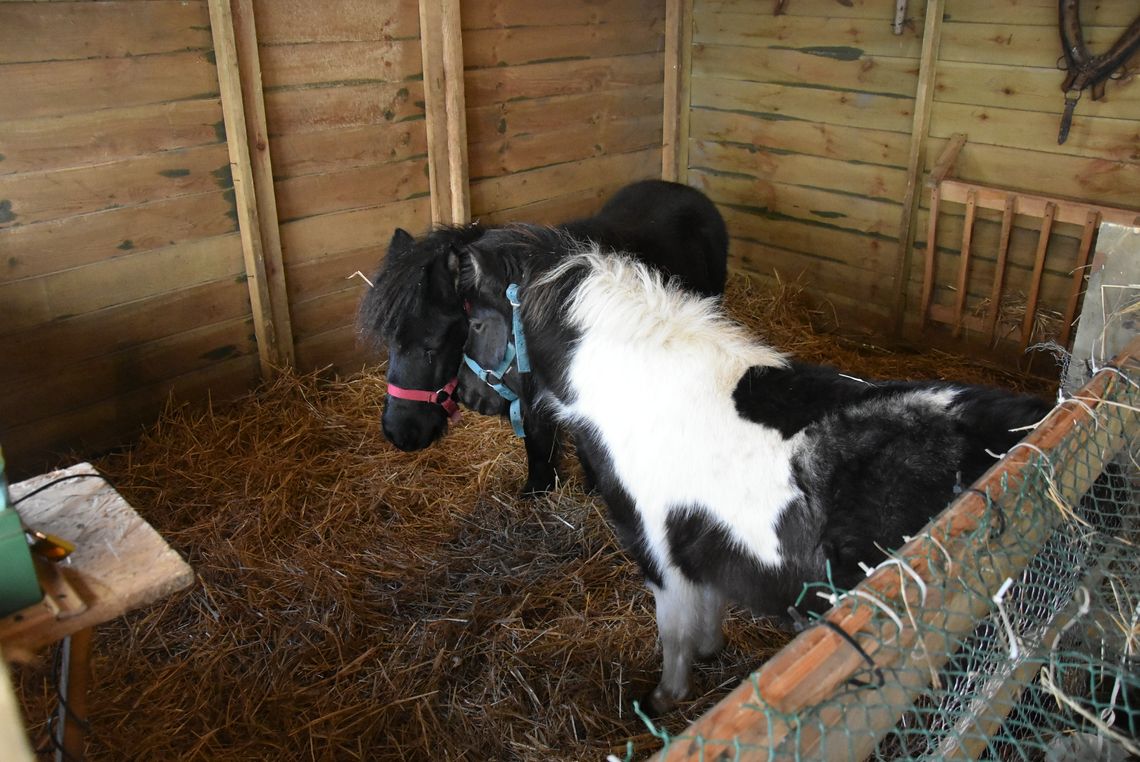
xmin=12 ymin=275 xmax=1055 ymax=761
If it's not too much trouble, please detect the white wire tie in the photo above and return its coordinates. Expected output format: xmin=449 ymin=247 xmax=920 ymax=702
xmin=992 ymin=577 xmax=1021 ymax=660
xmin=834 ymin=589 xmax=904 ymax=634
xmin=1050 ymin=586 xmax=1091 ymax=652
xmin=1006 ymin=441 xmax=1057 ymax=481
xmin=874 ymin=557 xmax=928 ymax=607
xmin=922 ymin=532 xmax=953 ymax=574
xmin=815 ymin=591 xmax=838 ymax=606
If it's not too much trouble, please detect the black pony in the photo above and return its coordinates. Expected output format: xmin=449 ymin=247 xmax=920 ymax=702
xmin=456 ymin=238 xmax=1054 ymax=714
xmin=356 ymin=180 xmax=728 ymax=494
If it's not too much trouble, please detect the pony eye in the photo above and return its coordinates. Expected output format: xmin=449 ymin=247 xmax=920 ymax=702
xmin=470 ymin=320 xmax=484 ymax=333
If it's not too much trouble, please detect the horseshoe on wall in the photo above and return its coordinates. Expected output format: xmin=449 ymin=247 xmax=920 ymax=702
xmin=1057 ymin=0 xmax=1140 ymax=144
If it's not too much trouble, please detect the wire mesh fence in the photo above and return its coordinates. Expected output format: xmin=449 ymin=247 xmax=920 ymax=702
xmin=639 ymin=336 xmax=1140 ymax=761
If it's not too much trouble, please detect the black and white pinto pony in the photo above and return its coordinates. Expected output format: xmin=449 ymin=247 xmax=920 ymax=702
xmin=455 ymin=233 xmax=1053 ymax=714
xmin=355 ymin=180 xmax=728 ymax=495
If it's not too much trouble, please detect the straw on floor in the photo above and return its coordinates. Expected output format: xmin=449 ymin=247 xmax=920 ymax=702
xmin=12 ymin=275 xmax=1055 ymax=761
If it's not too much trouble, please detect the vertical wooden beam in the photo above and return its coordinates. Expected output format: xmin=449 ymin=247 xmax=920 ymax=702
xmin=951 ymin=188 xmax=977 ymax=336
xmin=1021 ymin=201 xmax=1057 ymax=350
xmin=984 ymin=194 xmax=1017 ymax=342
xmin=918 ymin=183 xmax=941 ymax=330
xmin=891 ymin=0 xmax=946 ymax=335
xmin=208 ymin=0 xmax=293 ymax=377
xmin=230 ymin=0 xmax=294 ymax=367
xmin=662 ymin=0 xmax=694 ymax=183
xmin=1059 ymin=210 xmax=1101 ymax=349
xmin=419 ymin=0 xmax=470 ymax=225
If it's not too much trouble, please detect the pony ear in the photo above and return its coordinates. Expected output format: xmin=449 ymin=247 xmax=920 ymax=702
xmin=451 ymin=244 xmax=486 ymax=293
xmin=388 ymin=228 xmax=415 ymax=258
xmin=446 ymin=246 xmax=462 ymax=291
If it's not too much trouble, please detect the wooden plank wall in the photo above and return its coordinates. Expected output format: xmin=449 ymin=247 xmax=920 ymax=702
xmin=685 ymin=0 xmax=924 ymax=334
xmin=463 ymin=0 xmax=667 ymax=225
xmin=0 ymin=0 xmax=670 ymax=476
xmin=686 ymin=0 xmax=1140 ymax=361
xmin=253 ymin=0 xmax=431 ymax=374
xmin=914 ymin=0 xmax=1140 ymax=354
xmin=0 ymin=0 xmax=260 ymax=476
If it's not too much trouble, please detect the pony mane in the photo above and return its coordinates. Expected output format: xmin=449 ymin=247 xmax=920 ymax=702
xmin=541 ymin=246 xmax=786 ymax=371
xmin=456 ymin=223 xmax=578 ymax=296
xmin=356 ymin=224 xmax=484 ymax=346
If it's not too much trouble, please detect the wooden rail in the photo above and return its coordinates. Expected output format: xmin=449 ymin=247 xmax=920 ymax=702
xmin=655 ymin=334 xmax=1140 ymax=760
xmin=891 ymin=0 xmax=946 ymax=335
xmin=662 ymin=0 xmax=694 ymax=183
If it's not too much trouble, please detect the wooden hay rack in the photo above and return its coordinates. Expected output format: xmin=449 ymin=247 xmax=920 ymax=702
xmin=917 ymin=134 xmax=1140 ymax=353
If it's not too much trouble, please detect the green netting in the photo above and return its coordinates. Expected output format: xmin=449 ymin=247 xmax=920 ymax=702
xmin=629 ymin=362 xmax=1139 ymax=761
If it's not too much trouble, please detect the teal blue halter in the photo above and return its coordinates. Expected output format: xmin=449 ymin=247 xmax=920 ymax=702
xmin=462 ymin=283 xmax=531 ymax=437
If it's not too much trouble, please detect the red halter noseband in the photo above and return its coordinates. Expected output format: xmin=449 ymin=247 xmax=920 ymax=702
xmin=384 ymin=302 xmax=471 ymax=423
xmin=387 ymin=376 xmax=461 ymax=422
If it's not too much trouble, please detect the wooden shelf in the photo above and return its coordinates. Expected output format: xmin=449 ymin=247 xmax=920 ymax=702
xmin=0 ymin=463 xmax=194 ymax=654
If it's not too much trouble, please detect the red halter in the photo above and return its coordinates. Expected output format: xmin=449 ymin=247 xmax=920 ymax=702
xmin=386 ymin=377 xmax=461 ymax=422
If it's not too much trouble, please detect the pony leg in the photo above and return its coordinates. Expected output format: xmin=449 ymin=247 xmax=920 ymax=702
xmin=520 ymin=408 xmax=561 ymax=495
xmin=696 ymin=586 xmax=727 ymax=660
xmin=646 ymin=571 xmax=706 ymax=714
xmin=572 ymin=432 xmax=599 ymax=494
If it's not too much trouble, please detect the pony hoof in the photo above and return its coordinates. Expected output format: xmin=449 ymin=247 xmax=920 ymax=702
xmin=640 ymin=686 xmax=678 ymax=716
xmin=520 ymin=477 xmax=555 ymax=497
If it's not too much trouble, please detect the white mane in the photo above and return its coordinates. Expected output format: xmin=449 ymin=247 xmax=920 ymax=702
xmin=550 ymin=246 xmax=786 ymax=377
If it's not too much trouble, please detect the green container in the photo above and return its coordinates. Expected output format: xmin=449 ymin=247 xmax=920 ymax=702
xmin=0 ymin=446 xmax=43 ymax=618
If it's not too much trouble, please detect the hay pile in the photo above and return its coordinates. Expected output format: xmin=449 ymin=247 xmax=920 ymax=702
xmin=13 ymin=275 xmax=1054 ymax=761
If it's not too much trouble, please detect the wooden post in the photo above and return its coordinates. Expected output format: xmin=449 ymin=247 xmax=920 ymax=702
xmin=231 ymin=0 xmax=294 ymax=368
xmin=208 ymin=0 xmax=294 ymax=377
xmin=419 ymin=0 xmax=470 ymax=225
xmin=891 ymin=0 xmax=946 ymax=335
xmin=663 ymin=0 xmax=694 ymax=183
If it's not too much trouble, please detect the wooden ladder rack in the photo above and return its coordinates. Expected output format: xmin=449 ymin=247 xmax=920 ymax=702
xmin=918 ymin=135 xmax=1140 ymax=350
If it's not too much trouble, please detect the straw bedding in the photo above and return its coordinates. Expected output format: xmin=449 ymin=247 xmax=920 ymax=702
xmin=12 ymin=275 xmax=1054 ymax=761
